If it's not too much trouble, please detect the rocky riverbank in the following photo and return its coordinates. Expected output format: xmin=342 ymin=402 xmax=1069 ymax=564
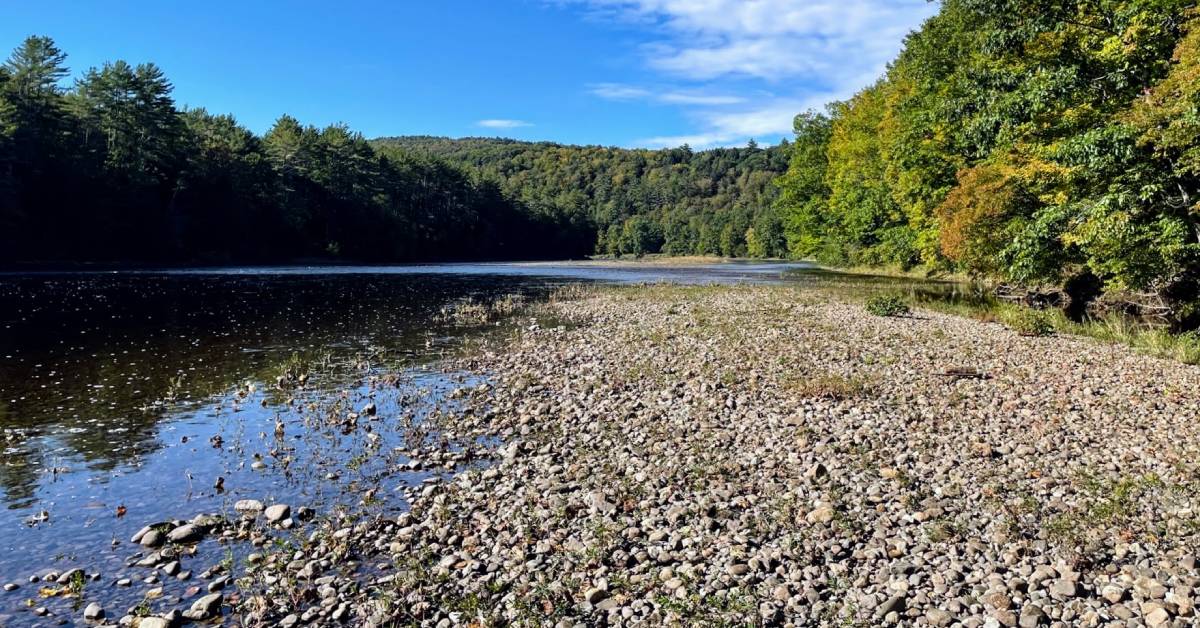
xmin=16 ymin=283 xmax=1200 ymax=626
xmin=376 ymin=284 xmax=1200 ymax=626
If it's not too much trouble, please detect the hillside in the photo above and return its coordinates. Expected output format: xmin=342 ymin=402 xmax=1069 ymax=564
xmin=373 ymin=136 xmax=792 ymax=258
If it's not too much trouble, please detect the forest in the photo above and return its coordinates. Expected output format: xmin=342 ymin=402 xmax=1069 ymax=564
xmin=374 ymin=137 xmax=791 ymax=258
xmin=774 ymin=0 xmax=1200 ymax=324
xmin=0 ymin=36 xmax=787 ymax=265
xmin=0 ymin=36 xmax=603 ymax=264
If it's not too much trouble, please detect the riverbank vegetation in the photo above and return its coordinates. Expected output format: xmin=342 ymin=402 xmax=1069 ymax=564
xmin=775 ymin=1 xmax=1200 ymax=328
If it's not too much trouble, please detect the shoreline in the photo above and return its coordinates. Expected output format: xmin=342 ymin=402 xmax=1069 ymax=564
xmin=374 ymin=284 xmax=1200 ymax=625
xmin=8 ymin=282 xmax=1200 ymax=626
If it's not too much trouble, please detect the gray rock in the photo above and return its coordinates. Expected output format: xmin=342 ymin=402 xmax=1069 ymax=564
xmin=130 ymin=525 xmax=154 ymax=544
xmin=1048 ymin=579 xmax=1079 ymax=600
xmin=264 ymin=504 xmax=291 ymax=523
xmin=139 ymin=529 xmax=163 ymax=548
xmin=186 ymin=592 xmax=222 ymax=619
xmin=1019 ymin=604 xmax=1046 ymax=628
xmin=234 ymin=499 xmax=264 ymax=513
xmin=925 ymin=608 xmax=952 ymax=626
xmin=876 ymin=594 xmax=905 ymax=618
xmin=167 ymin=524 xmax=203 ymax=543
xmin=83 ymin=602 xmax=104 ymax=620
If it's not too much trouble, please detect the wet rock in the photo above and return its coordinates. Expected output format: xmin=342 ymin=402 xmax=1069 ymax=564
xmin=234 ymin=499 xmax=264 ymax=513
xmin=167 ymin=524 xmax=203 ymax=543
xmin=139 ymin=529 xmax=164 ymax=548
xmin=182 ymin=592 xmax=222 ymax=620
xmin=264 ymin=504 xmax=291 ymax=523
xmin=55 ymin=568 xmax=83 ymax=584
xmin=83 ymin=602 xmax=104 ymax=620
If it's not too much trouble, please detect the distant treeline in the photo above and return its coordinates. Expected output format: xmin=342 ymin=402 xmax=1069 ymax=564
xmin=0 ymin=37 xmax=595 ymax=264
xmin=375 ymin=137 xmax=791 ymax=258
xmin=775 ymin=1 xmax=1200 ymax=321
xmin=0 ymin=37 xmax=790 ymax=266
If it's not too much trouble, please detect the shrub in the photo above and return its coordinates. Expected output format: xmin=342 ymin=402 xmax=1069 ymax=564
xmin=866 ymin=294 xmax=910 ymax=317
xmin=1005 ymin=307 xmax=1055 ymax=337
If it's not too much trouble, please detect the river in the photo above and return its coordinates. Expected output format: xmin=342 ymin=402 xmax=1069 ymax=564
xmin=0 ymin=260 xmax=975 ymax=624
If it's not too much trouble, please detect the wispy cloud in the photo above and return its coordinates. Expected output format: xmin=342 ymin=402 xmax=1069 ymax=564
xmin=476 ymin=119 xmax=534 ymax=129
xmin=589 ymin=82 xmax=746 ymax=106
xmin=657 ymin=92 xmax=746 ymax=106
xmin=589 ymin=83 xmax=653 ymax=101
xmin=566 ymin=0 xmax=936 ymax=148
xmin=637 ymin=96 xmax=828 ymax=148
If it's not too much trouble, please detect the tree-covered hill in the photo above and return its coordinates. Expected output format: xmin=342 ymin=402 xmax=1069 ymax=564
xmin=373 ymin=136 xmax=791 ymax=258
xmin=775 ymin=0 xmax=1200 ymax=324
xmin=0 ymin=38 xmax=590 ymax=265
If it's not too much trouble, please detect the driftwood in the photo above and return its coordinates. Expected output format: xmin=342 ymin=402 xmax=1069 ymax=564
xmin=938 ymin=367 xmax=989 ymax=380
xmin=995 ymin=284 xmax=1064 ymax=309
xmin=1087 ymin=290 xmax=1174 ymax=328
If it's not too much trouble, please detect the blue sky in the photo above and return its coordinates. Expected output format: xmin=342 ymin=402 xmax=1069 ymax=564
xmin=2 ymin=0 xmax=937 ymax=148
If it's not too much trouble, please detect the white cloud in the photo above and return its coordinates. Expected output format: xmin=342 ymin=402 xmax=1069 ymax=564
xmin=565 ymin=0 xmax=937 ymax=148
xmin=476 ymin=119 xmax=534 ymax=129
xmin=590 ymin=82 xmax=747 ymax=106
xmin=638 ymin=95 xmax=829 ymax=148
xmin=658 ymin=92 xmax=745 ymax=105
xmin=589 ymin=83 xmax=653 ymax=100
xmin=572 ymin=0 xmax=935 ymax=83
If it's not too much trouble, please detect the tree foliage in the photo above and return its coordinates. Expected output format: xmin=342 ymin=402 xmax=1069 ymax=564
xmin=0 ymin=37 xmax=598 ymax=264
xmin=774 ymin=1 xmax=1200 ymax=321
xmin=373 ymin=136 xmax=792 ymax=259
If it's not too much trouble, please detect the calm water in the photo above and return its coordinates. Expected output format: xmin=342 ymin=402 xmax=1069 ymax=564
xmin=0 ymin=261 xmax=972 ymax=624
